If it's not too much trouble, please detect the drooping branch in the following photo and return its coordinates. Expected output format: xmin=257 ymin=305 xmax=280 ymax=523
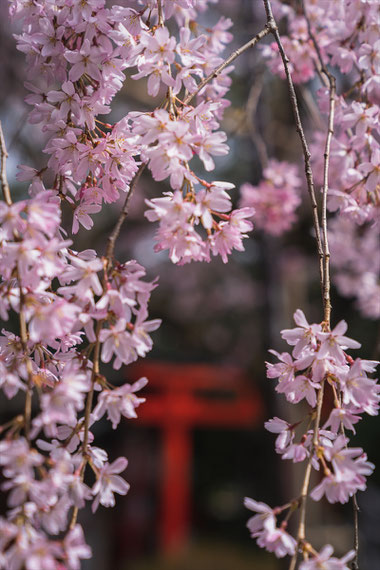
xmin=18 ymin=281 xmax=34 ymax=442
xmin=183 ymin=26 xmax=271 ymax=107
xmin=262 ymin=0 xmax=325 ymax=298
xmin=261 ymin=3 xmax=336 ymax=567
xmin=0 ymin=122 xmax=12 ymax=206
xmin=157 ymin=0 xmax=164 ymax=26
xmin=301 ymin=1 xmax=336 ymax=328
xmin=288 ymin=380 xmax=325 ymax=570
xmin=69 ymin=162 xmax=146 ymax=529
xmin=105 ymin=163 xmax=146 ymax=267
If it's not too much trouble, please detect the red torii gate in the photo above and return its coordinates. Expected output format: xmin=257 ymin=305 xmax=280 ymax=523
xmin=128 ymin=360 xmax=264 ymax=554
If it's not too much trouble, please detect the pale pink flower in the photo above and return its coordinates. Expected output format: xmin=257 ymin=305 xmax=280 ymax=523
xmin=72 ymin=202 xmax=101 ymax=234
xmin=210 ymin=208 xmax=254 ymax=263
xmin=92 ymin=377 xmax=148 ymax=428
xmin=317 ymin=320 xmax=361 ymax=364
xmin=176 ymin=27 xmax=206 ymax=66
xmin=92 ymin=457 xmax=130 ymax=512
xmin=244 ymin=498 xmax=296 ymax=558
xmin=277 ymin=374 xmax=321 ymax=407
xmin=65 ymin=39 xmax=103 ymax=82
xmin=63 ymin=525 xmax=92 ymax=570
xmin=47 ymin=81 xmax=81 ymax=121
xmin=28 ymin=299 xmax=80 ymax=344
xmin=194 ymin=130 xmax=228 ymax=171
xmin=299 ymin=544 xmax=355 ymax=570
xmin=341 ymin=359 xmax=380 ymax=415
xmin=256 ymin=524 xmax=297 ymax=558
xmin=244 ymin=497 xmax=276 ymax=534
xmin=281 ymin=309 xmax=322 ymax=358
xmin=194 ymin=186 xmax=232 ymax=229
xmin=140 ymin=27 xmax=176 ymax=65
xmin=99 ymin=320 xmax=137 ymax=368
xmin=264 ymin=417 xmax=294 ymax=453
xmin=266 ymin=350 xmax=298 ymax=385
xmin=282 ymin=443 xmax=308 ymax=463
xmin=324 ymin=407 xmax=361 ymax=434
xmin=311 ymin=436 xmax=375 ymax=503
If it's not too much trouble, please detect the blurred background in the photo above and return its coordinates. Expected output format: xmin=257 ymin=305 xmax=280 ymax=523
xmin=0 ymin=1 xmax=379 ymax=569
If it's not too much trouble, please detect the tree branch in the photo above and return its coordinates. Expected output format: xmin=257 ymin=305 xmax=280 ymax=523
xmin=183 ymin=26 xmax=271 ymax=107
xmin=288 ymin=381 xmax=325 ymax=570
xmin=0 ymin=122 xmax=12 ymax=206
xmin=262 ymin=0 xmax=324 ymax=297
xmin=351 ymin=493 xmax=360 ymax=570
xmin=301 ymin=0 xmax=336 ymax=328
xmin=105 ymin=163 xmax=146 ymax=267
xmin=69 ymin=162 xmax=146 ymax=530
xmin=157 ymin=0 xmax=164 ymax=27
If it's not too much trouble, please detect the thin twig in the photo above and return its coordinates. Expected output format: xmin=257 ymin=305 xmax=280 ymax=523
xmin=0 ymin=122 xmax=12 ymax=206
xmin=262 ymin=0 xmax=324 ymax=295
xmin=288 ymin=381 xmax=325 ymax=570
xmin=261 ymin=2 xmax=335 ymax=568
xmin=183 ymin=26 xmax=271 ymax=107
xmin=69 ymin=163 xmax=146 ymax=530
xmin=320 ymin=78 xmax=335 ymax=327
xmin=68 ymin=322 xmax=102 ymax=531
xmin=351 ymin=493 xmax=360 ymax=570
xmin=302 ymin=0 xmax=335 ymax=327
xmin=105 ymin=163 xmax=146 ymax=265
xmin=157 ymin=0 xmax=164 ymax=26
xmin=18 ymin=277 xmax=34 ymax=442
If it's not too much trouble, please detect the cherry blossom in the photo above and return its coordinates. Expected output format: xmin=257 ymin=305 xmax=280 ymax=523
xmin=92 ymin=457 xmax=130 ymax=513
xmin=244 ymin=498 xmax=297 ymax=558
xmin=299 ymin=545 xmax=355 ymax=570
xmin=92 ymin=377 xmax=148 ymax=428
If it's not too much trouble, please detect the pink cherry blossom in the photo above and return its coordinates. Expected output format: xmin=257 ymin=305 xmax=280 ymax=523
xmin=244 ymin=498 xmax=296 ymax=558
xmin=92 ymin=377 xmax=148 ymax=428
xmin=299 ymin=545 xmax=355 ymax=570
xmin=92 ymin=457 xmax=130 ymax=512
xmin=63 ymin=525 xmax=92 ymax=570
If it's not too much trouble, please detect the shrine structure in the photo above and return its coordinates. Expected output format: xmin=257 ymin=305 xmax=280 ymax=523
xmin=127 ymin=360 xmax=264 ymax=554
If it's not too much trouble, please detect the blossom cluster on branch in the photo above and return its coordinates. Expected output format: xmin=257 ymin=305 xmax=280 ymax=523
xmin=1 ymin=0 xmax=250 ymax=565
xmin=242 ymin=0 xmax=379 ymax=567
xmin=245 ymin=309 xmax=379 ymax=563
xmin=257 ymin=0 xmax=379 ymax=318
xmin=0 ymin=0 xmax=378 ymax=568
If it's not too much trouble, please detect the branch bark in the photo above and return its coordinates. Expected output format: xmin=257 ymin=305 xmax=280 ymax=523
xmin=301 ymin=1 xmax=336 ymax=327
xmin=262 ymin=0 xmax=324 ymax=298
xmin=183 ymin=26 xmax=271 ymax=107
xmin=0 ymin=122 xmax=12 ymax=206
xmin=105 ymin=163 xmax=146 ymax=267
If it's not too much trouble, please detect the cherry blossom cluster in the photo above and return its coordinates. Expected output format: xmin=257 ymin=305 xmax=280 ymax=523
xmin=11 ymin=0 xmax=253 ymax=263
xmin=239 ymin=159 xmax=301 ymax=235
xmin=1 ymin=0 xmax=257 ymax=566
xmin=245 ymin=309 xmax=379 ymax=564
xmin=259 ymin=0 xmax=379 ymax=317
xmin=0 ymin=186 xmax=160 ymax=566
xmin=241 ymin=1 xmax=379 ymax=567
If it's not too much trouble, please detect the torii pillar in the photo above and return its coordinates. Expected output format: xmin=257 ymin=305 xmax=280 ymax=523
xmin=128 ymin=361 xmax=264 ymax=554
